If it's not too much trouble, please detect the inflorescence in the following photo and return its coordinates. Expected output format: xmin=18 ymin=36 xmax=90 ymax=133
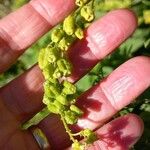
xmin=22 ymin=0 xmax=97 ymax=149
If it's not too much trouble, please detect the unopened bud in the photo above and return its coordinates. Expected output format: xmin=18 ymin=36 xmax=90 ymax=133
xmin=81 ymin=5 xmax=94 ymax=22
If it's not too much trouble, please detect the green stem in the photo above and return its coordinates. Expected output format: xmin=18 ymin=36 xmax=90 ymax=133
xmin=72 ymin=132 xmax=81 ymax=137
xmin=60 ymin=114 xmax=76 ymax=143
xmin=21 ymin=107 xmax=50 ymax=130
xmin=91 ymin=0 xmax=95 ymax=7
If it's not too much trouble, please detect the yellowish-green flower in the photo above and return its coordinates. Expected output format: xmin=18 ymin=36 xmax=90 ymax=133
xmin=81 ymin=5 xmax=94 ymax=22
xmin=76 ymin=0 xmax=89 ymax=6
xmin=63 ymin=15 xmax=75 ymax=35
xmin=75 ymin=27 xmax=84 ymax=39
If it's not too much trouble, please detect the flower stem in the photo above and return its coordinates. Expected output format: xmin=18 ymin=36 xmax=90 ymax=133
xmin=21 ymin=107 xmax=50 ymax=130
xmin=60 ymin=114 xmax=76 ymax=143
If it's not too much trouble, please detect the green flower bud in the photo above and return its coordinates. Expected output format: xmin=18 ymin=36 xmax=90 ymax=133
xmin=58 ymin=37 xmax=70 ymax=51
xmin=47 ymin=78 xmax=59 ymax=85
xmin=75 ymin=27 xmax=84 ymax=39
xmin=43 ymin=94 xmax=54 ymax=105
xmin=53 ymin=68 xmax=62 ymax=79
xmin=72 ymin=140 xmax=85 ymax=150
xmin=63 ymin=80 xmax=74 ymax=88
xmin=44 ymin=81 xmax=60 ymax=98
xmin=56 ymin=95 xmax=69 ymax=106
xmin=76 ymin=0 xmax=83 ymax=6
xmin=70 ymin=105 xmax=83 ymax=116
xmin=80 ymin=5 xmax=94 ymax=22
xmin=47 ymin=104 xmax=59 ymax=114
xmin=75 ymin=0 xmax=89 ymax=6
xmin=53 ymin=100 xmax=66 ymax=111
xmin=63 ymin=87 xmax=76 ymax=95
xmin=81 ymin=129 xmax=92 ymax=137
xmin=39 ymin=45 xmax=59 ymax=70
xmin=44 ymin=82 xmax=55 ymax=98
xmin=51 ymin=28 xmax=64 ymax=43
xmin=63 ymin=15 xmax=75 ymax=35
xmin=49 ymin=85 xmax=60 ymax=96
xmin=38 ymin=48 xmax=49 ymax=69
xmin=43 ymin=95 xmax=49 ymax=105
xmin=64 ymin=110 xmax=78 ymax=125
xmin=63 ymin=81 xmax=76 ymax=94
xmin=86 ymin=132 xmax=97 ymax=144
xmin=43 ymin=69 xmax=50 ymax=80
xmin=42 ymin=64 xmax=55 ymax=79
xmin=57 ymin=59 xmax=72 ymax=76
xmin=81 ymin=129 xmax=97 ymax=144
xmin=46 ymin=46 xmax=60 ymax=63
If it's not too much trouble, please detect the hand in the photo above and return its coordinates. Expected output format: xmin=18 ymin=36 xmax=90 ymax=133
xmin=0 ymin=0 xmax=150 ymax=149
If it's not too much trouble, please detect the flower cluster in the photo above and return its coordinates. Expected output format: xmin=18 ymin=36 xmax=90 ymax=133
xmin=23 ymin=0 xmax=97 ymax=149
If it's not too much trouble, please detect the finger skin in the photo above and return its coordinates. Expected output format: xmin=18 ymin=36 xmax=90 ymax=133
xmin=1 ymin=130 xmax=40 ymax=150
xmin=0 ymin=9 xmax=138 ymax=123
xmin=0 ymin=97 xmax=39 ymax=150
xmin=67 ymin=114 xmax=144 ymax=150
xmin=87 ymin=114 xmax=144 ymax=150
xmin=0 ymin=65 xmax=44 ymax=122
xmin=75 ymin=56 xmax=150 ymax=130
xmin=0 ymin=0 xmax=75 ymax=73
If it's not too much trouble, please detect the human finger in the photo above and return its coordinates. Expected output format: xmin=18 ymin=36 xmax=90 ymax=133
xmin=74 ymin=56 xmax=150 ymax=130
xmin=86 ymin=114 xmax=144 ymax=150
xmin=0 ymin=0 xmax=75 ymax=73
xmin=68 ymin=9 xmax=137 ymax=82
xmin=67 ymin=114 xmax=144 ymax=150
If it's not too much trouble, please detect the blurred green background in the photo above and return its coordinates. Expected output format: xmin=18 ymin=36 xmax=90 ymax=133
xmin=0 ymin=0 xmax=150 ymax=149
